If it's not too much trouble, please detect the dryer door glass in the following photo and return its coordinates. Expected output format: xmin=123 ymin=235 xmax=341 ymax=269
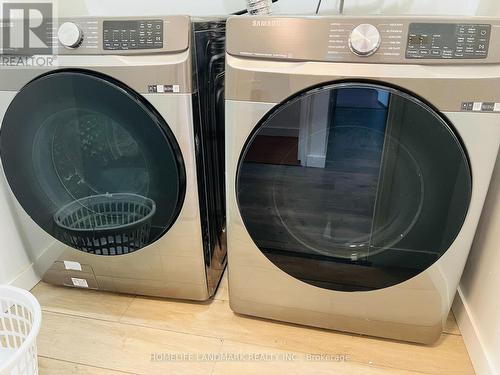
xmin=236 ymin=83 xmax=471 ymax=291
xmin=1 ymin=70 xmax=186 ymax=256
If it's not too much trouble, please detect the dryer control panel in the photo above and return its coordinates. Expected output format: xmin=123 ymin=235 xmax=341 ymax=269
xmin=226 ymin=16 xmax=500 ymax=64
xmin=406 ymin=23 xmax=491 ymax=59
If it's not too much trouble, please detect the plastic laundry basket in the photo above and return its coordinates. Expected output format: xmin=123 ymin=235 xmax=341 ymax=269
xmin=54 ymin=193 xmax=156 ymax=256
xmin=0 ymin=286 xmax=41 ymax=375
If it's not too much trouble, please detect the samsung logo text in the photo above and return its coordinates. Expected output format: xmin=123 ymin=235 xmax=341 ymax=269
xmin=251 ymin=20 xmax=283 ymax=27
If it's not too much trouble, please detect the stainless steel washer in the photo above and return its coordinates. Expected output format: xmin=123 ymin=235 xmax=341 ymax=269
xmin=0 ymin=16 xmax=226 ymax=300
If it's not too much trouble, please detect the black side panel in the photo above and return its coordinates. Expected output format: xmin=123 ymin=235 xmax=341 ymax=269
xmin=192 ymin=20 xmax=227 ymax=266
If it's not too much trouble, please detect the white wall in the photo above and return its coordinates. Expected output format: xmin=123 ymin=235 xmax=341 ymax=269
xmin=56 ymin=0 xmax=321 ymax=17
xmin=318 ymin=0 xmax=500 ymax=16
xmin=454 ymin=154 xmax=500 ymax=375
xmin=0 ymin=176 xmax=39 ymax=289
xmin=57 ymin=0 xmax=247 ymax=17
xmin=0 ymin=90 xmax=39 ymax=289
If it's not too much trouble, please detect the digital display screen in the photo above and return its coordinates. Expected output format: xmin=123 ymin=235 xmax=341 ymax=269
xmin=408 ymin=34 xmax=430 ymax=45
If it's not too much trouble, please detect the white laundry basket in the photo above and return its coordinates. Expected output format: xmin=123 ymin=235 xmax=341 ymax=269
xmin=0 ymin=286 xmax=41 ymax=375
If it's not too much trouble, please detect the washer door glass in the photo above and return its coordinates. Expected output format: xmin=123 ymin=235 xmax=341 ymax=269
xmin=1 ymin=70 xmax=186 ymax=256
xmin=237 ymin=83 xmax=471 ymax=291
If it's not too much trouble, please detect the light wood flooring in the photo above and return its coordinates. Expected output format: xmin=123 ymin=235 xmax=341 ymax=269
xmin=32 ymin=272 xmax=474 ymax=375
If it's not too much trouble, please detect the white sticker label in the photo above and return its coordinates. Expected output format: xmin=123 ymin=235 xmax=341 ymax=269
xmin=472 ymin=102 xmax=482 ymax=111
xmin=157 ymin=84 xmax=165 ymax=93
xmin=71 ymin=278 xmax=89 ymax=288
xmin=172 ymin=84 xmax=180 ymax=93
xmin=494 ymin=103 xmax=500 ymax=112
xmin=64 ymin=261 xmax=82 ymax=271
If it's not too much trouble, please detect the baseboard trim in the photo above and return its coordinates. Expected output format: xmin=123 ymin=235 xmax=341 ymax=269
xmin=305 ymin=154 xmax=326 ymax=168
xmin=8 ymin=263 xmax=40 ymax=291
xmin=452 ymin=287 xmax=497 ymax=375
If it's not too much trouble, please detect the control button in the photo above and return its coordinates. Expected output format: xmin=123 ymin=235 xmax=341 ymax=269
xmin=472 ymin=102 xmax=482 ymax=111
xmin=431 ymin=49 xmax=441 ymax=56
xmin=482 ymin=102 xmax=495 ymax=111
xmin=442 ymin=50 xmax=453 ymax=58
xmin=462 ymin=102 xmax=474 ymax=111
xmin=58 ymin=22 xmax=84 ymax=48
xmin=349 ymin=24 xmax=381 ymax=56
xmin=419 ymin=49 xmax=430 ymax=56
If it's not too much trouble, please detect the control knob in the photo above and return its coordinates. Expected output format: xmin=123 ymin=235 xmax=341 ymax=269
xmin=349 ymin=24 xmax=381 ymax=56
xmin=58 ymin=22 xmax=83 ymax=48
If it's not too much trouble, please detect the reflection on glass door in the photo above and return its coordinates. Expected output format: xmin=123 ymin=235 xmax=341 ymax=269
xmin=237 ymin=83 xmax=471 ymax=291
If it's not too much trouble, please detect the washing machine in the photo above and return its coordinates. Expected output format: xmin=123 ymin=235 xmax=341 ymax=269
xmin=225 ymin=15 xmax=500 ymax=343
xmin=0 ymin=15 xmax=227 ymax=300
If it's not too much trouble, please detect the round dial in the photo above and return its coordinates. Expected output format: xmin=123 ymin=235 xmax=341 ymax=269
xmin=349 ymin=24 xmax=381 ymax=56
xmin=58 ymin=22 xmax=83 ymax=49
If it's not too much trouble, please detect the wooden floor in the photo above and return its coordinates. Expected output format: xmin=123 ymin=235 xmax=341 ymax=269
xmin=32 ymin=272 xmax=475 ymax=375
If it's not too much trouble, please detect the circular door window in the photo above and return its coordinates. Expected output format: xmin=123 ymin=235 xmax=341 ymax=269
xmin=1 ymin=70 xmax=186 ymax=256
xmin=237 ymin=83 xmax=471 ymax=291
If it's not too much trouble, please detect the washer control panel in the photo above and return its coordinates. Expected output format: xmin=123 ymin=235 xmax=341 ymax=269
xmin=103 ymin=20 xmax=163 ymax=50
xmin=52 ymin=16 xmax=188 ymax=55
xmin=406 ymin=23 xmax=491 ymax=59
